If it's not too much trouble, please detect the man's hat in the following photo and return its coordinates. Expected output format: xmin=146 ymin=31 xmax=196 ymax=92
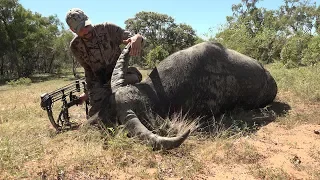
xmin=66 ymin=8 xmax=92 ymax=33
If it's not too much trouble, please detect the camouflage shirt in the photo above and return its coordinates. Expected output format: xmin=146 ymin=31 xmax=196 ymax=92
xmin=70 ymin=22 xmax=132 ymax=90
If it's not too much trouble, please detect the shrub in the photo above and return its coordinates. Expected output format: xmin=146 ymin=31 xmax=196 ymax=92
xmin=301 ymin=35 xmax=320 ymax=66
xmin=145 ymin=45 xmax=169 ymax=68
xmin=280 ymin=34 xmax=311 ymax=68
xmin=6 ymin=77 xmax=32 ymax=86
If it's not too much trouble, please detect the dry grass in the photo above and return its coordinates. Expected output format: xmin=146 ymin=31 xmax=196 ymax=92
xmin=138 ymin=69 xmax=151 ymax=81
xmin=0 ymin=64 xmax=320 ymax=179
xmin=266 ymin=62 xmax=320 ymax=102
xmin=250 ymin=165 xmax=293 ymax=180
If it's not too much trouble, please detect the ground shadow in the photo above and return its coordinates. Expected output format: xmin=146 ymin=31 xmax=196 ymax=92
xmin=267 ymin=101 xmax=291 ymax=117
xmin=196 ymin=101 xmax=292 ymax=136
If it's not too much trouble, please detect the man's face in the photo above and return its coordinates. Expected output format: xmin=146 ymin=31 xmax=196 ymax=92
xmin=76 ymin=25 xmax=93 ymax=40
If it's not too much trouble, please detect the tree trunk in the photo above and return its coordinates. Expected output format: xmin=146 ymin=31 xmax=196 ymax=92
xmin=34 ymin=52 xmax=40 ymax=73
xmin=0 ymin=56 xmax=4 ymax=76
xmin=47 ymin=53 xmax=55 ymax=73
xmin=1 ymin=17 xmax=20 ymax=77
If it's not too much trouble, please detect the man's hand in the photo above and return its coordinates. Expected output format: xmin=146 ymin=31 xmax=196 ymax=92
xmin=123 ymin=34 xmax=143 ymax=56
xmin=78 ymin=93 xmax=88 ymax=105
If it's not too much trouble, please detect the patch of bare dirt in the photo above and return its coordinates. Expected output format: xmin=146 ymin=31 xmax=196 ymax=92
xmin=186 ymin=91 xmax=320 ymax=180
xmin=250 ymin=123 xmax=320 ymax=179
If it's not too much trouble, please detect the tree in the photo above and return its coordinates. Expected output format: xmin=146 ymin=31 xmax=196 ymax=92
xmin=125 ymin=11 xmax=175 ymax=49
xmin=125 ymin=11 xmax=197 ymax=66
xmin=51 ymin=29 xmax=74 ymax=73
xmin=0 ymin=0 xmax=73 ymax=78
xmin=215 ymin=0 xmax=319 ymax=66
xmin=277 ymin=0 xmax=317 ymax=35
xmin=0 ymin=0 xmax=20 ymax=77
xmin=145 ymin=45 xmax=169 ymax=68
xmin=166 ymin=23 xmax=197 ymax=53
xmin=301 ymin=35 xmax=320 ymax=66
xmin=280 ymin=33 xmax=311 ymax=68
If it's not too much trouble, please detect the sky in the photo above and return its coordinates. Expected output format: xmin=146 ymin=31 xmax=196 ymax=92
xmin=19 ymin=0 xmax=320 ymax=38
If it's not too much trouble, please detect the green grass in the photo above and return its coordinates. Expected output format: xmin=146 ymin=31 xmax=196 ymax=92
xmin=266 ymin=62 xmax=320 ymax=102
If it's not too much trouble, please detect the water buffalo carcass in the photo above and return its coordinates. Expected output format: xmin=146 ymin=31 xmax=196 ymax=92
xmin=95 ymin=41 xmax=278 ymax=150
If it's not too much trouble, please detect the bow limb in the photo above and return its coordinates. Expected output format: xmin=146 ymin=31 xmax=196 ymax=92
xmin=46 ymin=108 xmax=61 ymax=130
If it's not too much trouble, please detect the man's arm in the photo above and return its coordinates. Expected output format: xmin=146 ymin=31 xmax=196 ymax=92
xmin=104 ymin=22 xmax=145 ymax=56
xmin=70 ymin=41 xmax=96 ymax=102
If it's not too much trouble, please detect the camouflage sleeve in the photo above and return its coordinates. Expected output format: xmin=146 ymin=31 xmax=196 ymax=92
xmin=103 ymin=22 xmax=135 ymax=44
xmin=70 ymin=42 xmax=96 ymax=91
xmin=103 ymin=22 xmax=146 ymax=48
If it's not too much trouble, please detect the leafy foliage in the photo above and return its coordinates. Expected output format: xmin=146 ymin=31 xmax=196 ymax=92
xmin=301 ymin=35 xmax=320 ymax=66
xmin=1 ymin=0 xmax=320 ymax=80
xmin=0 ymin=0 xmax=74 ymax=79
xmin=5 ymin=77 xmax=32 ymax=86
xmin=280 ymin=33 xmax=311 ymax=68
xmin=216 ymin=0 xmax=320 ymax=67
xmin=145 ymin=45 xmax=169 ymax=68
xmin=125 ymin=11 xmax=198 ymax=67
